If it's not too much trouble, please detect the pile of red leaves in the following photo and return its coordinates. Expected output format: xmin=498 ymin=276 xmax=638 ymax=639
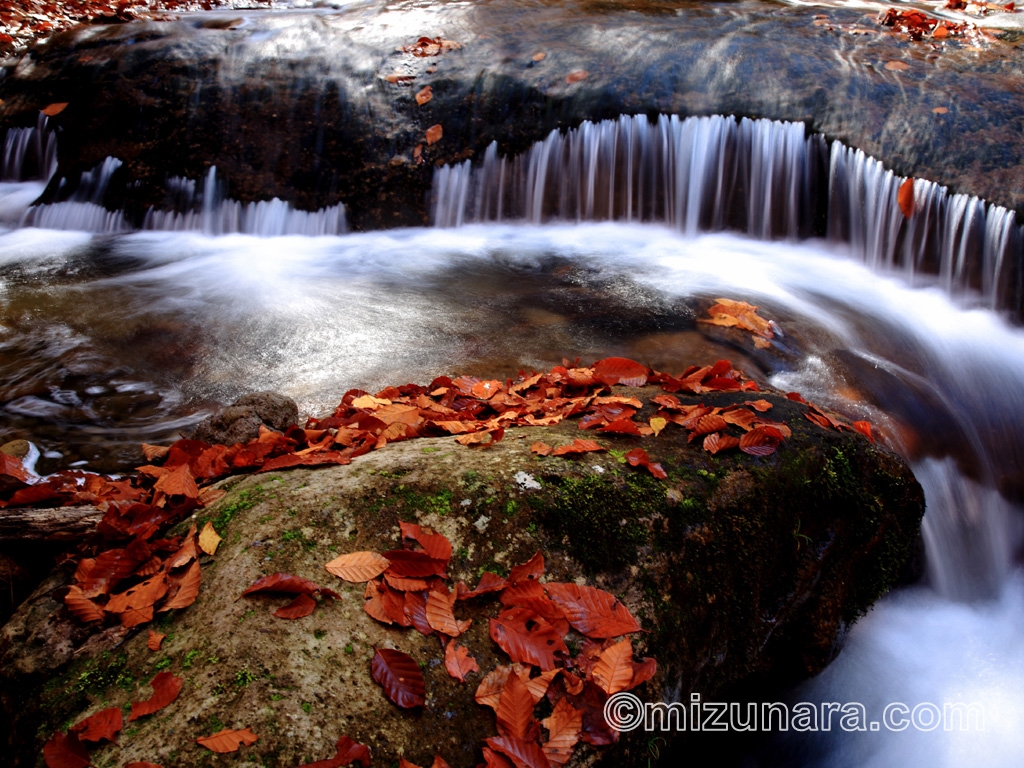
xmin=877 ymin=7 xmax=984 ymax=42
xmin=326 ymin=526 xmax=656 ymax=767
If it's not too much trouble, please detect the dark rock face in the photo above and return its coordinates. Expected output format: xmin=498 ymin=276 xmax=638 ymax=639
xmin=0 ymin=391 xmax=924 ymax=767
xmin=189 ymin=390 xmax=298 ymax=444
xmin=1 ymin=1 xmax=1023 ymax=229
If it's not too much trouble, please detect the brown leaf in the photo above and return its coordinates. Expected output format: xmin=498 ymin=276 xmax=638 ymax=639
xmin=490 ymin=607 xmax=568 ymax=670
xmin=542 ymin=698 xmax=582 ymax=766
xmin=544 ymin=583 xmax=640 ymax=638
xmin=275 ymin=593 xmax=318 ymax=619
xmin=106 ymin=574 xmax=168 ymax=614
xmin=70 ymin=707 xmax=122 ymax=744
xmin=129 ymin=671 xmax=183 ymax=721
xmin=64 ymin=586 xmax=105 ymax=623
xmin=243 ymin=572 xmax=340 ymax=599
xmin=702 ymin=432 xmax=740 ymax=455
xmin=153 ymin=463 xmax=199 ymax=499
xmin=198 ymin=521 xmax=222 ymax=555
xmin=592 ymin=638 xmax=635 ymax=695
xmin=898 ymin=178 xmax=915 ymax=218
xmin=738 ymin=426 xmax=783 ymax=456
xmin=295 ymin=735 xmax=372 ymax=767
xmin=485 ymin=735 xmax=551 ymax=768
xmin=119 ymin=605 xmax=154 ymax=628
xmin=372 ymin=648 xmax=426 ymax=708
xmin=624 ymin=448 xmax=667 ymax=480
xmin=413 ymin=86 xmax=434 ymax=105
xmin=475 ymin=666 xmax=512 ymax=711
xmin=551 ymin=439 xmax=604 ymax=456
xmin=141 ymin=443 xmax=170 ymax=462
xmin=885 ymin=60 xmax=909 ymax=71
xmin=455 ymin=427 xmax=504 ymax=447
xmin=591 ymin=356 xmax=647 ymax=387
xmin=426 ymin=124 xmax=443 ymax=145
xmin=565 ymin=70 xmax=589 ymax=84
xmin=324 ymin=551 xmax=391 ymax=582
xmin=42 ymin=731 xmax=91 ymax=768
xmin=147 ymin=630 xmax=166 ymax=651
xmin=496 ymin=671 xmax=536 ymax=740
xmin=444 ymin=641 xmax=479 ymax=682
xmin=381 ymin=549 xmax=447 ymax=578
xmin=42 ymin=102 xmax=69 ymax=116
xmin=196 ymin=727 xmax=259 ymax=753
xmin=160 ymin=560 xmax=201 ymax=611
xmin=426 ymin=590 xmax=467 ymax=637
xmin=530 ymin=442 xmax=553 ymax=456
xmin=509 ymin=551 xmax=545 ymax=584
xmin=853 ymin=420 xmax=875 ymax=443
xmin=532 ymin=52 xmax=546 ymax=61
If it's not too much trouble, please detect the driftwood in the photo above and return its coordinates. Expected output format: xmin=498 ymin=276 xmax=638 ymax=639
xmin=0 ymin=506 xmax=102 ymax=542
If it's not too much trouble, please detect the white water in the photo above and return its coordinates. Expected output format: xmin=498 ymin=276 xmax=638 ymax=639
xmin=433 ymin=115 xmax=1022 ymax=316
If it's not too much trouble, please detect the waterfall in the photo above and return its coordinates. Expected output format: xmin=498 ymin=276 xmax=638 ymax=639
xmin=0 ymin=126 xmax=346 ymax=237
xmin=433 ymin=114 xmax=1023 ymax=316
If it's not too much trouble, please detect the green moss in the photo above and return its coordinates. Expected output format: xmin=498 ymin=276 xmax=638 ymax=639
xmin=536 ymin=473 xmax=657 ymax=572
xmin=208 ymin=486 xmax=266 ymax=535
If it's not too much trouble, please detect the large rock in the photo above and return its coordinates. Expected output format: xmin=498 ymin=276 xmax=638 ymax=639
xmin=189 ymin=391 xmax=300 ymax=445
xmin=0 ymin=390 xmax=923 ymax=767
xmin=1 ymin=1 xmax=1023 ymax=225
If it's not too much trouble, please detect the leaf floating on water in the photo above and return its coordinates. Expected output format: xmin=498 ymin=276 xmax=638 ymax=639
xmin=885 ymin=60 xmax=909 ymax=71
xmin=196 ymin=727 xmax=259 ymax=753
xmin=425 ymin=124 xmax=443 ymax=145
xmin=898 ymin=178 xmax=915 ymax=218
xmin=532 ymin=52 xmax=546 ymax=61
xmin=415 ymin=85 xmax=433 ymax=105
xmin=371 ymin=648 xmax=426 ymax=708
xmin=932 ymin=106 xmax=949 ymax=114
xmin=41 ymin=102 xmax=68 ymax=116
xmin=565 ymin=70 xmax=589 ymax=84
xmin=403 ymin=36 xmax=462 ymax=57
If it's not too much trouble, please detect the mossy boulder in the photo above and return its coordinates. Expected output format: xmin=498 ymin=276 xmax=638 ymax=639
xmin=0 ymin=390 xmax=923 ymax=767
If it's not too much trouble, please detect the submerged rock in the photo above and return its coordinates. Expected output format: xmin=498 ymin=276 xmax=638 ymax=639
xmin=0 ymin=390 xmax=924 ymax=767
xmin=189 ymin=391 xmax=299 ymax=445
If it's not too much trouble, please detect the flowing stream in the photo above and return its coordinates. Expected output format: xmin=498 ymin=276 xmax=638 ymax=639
xmin=1 ymin=111 xmax=1023 ymax=765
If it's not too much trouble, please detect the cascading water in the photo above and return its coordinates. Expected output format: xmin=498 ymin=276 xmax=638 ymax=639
xmin=0 ymin=123 xmax=346 ymax=237
xmin=1 ymin=109 xmax=1022 ymax=766
xmin=432 ymin=114 xmax=1023 ymax=317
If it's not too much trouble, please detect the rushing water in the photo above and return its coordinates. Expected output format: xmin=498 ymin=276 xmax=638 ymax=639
xmin=1 ymin=113 xmax=1023 ymax=765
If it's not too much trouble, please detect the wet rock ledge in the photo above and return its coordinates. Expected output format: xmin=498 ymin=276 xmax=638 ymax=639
xmin=0 ymin=389 xmax=924 ymax=767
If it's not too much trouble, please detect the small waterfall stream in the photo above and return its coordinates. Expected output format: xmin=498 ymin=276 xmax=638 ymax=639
xmin=1 ymin=111 xmax=1022 ymax=766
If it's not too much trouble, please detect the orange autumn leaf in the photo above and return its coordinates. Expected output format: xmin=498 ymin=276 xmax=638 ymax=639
xmin=592 ymin=638 xmax=636 ymax=695
xmin=198 ymin=521 xmax=222 ymax=555
xmin=544 ymin=582 xmax=640 ymax=638
xmin=898 ymin=178 xmax=915 ymax=218
xmin=475 ymin=666 xmax=512 ymax=711
xmin=64 ymin=586 xmax=104 ymax=623
xmin=542 ymin=698 xmax=582 ymax=766
xmin=444 ymin=641 xmax=479 ymax=682
xmin=551 ymin=439 xmax=604 ymax=456
xmin=426 ymin=124 xmax=443 ymax=145
xmin=42 ymin=102 xmax=68 ymax=116
xmin=129 ymin=671 xmax=183 ymax=721
xmin=160 ymin=560 xmax=201 ymax=611
xmin=496 ymin=671 xmax=535 ymax=740
xmin=853 ymin=420 xmax=875 ymax=443
xmin=153 ymin=463 xmax=199 ymax=499
xmin=565 ymin=70 xmax=589 ymax=84
xmin=147 ymin=630 xmax=166 ymax=651
xmin=295 ymin=735 xmax=371 ymax=767
xmin=415 ymin=85 xmax=433 ymax=105
xmin=196 ymin=727 xmax=258 ymax=753
xmin=324 ymin=551 xmax=391 ymax=582
xmin=530 ymin=441 xmax=553 ymax=456
xmin=42 ymin=731 xmax=90 ymax=768
xmin=70 ymin=707 xmax=122 ymax=743
xmin=274 ymin=593 xmax=317 ymax=619
xmin=426 ymin=590 xmax=469 ymax=637
xmin=141 ymin=443 xmax=170 ymax=462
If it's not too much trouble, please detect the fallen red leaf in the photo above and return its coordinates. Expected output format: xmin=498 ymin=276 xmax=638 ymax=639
xmin=295 ymin=735 xmax=372 ymax=767
xmin=324 ymin=551 xmax=391 ymax=582
xmin=591 ymin=357 xmax=647 ymax=387
xmin=624 ymin=448 xmax=667 ymax=479
xmin=160 ymin=560 xmax=201 ymax=611
xmin=551 ymin=439 xmax=604 ymax=457
xmin=64 ymin=586 xmax=105 ymax=623
xmin=426 ymin=124 xmax=443 ymax=145
xmin=371 ymin=648 xmax=426 ymax=708
xmin=508 ymin=552 xmax=545 ymax=584
xmin=898 ymin=178 xmax=915 ymax=218
xmin=129 ymin=671 xmax=183 ymax=721
xmin=530 ymin=442 xmax=553 ymax=456
xmin=242 ymin=572 xmax=341 ymax=599
xmin=275 ymin=593 xmax=318 ymax=619
xmin=196 ymin=727 xmax=258 ymax=753
xmin=542 ymin=697 xmax=582 ymax=767
xmin=490 ymin=607 xmax=568 ymax=670
xmin=738 ymin=426 xmax=783 ymax=457
xmin=147 ymin=630 xmax=166 ymax=651
xmin=496 ymin=671 xmax=537 ymax=741
xmin=444 ymin=640 xmax=479 ymax=683
xmin=702 ymin=432 xmax=740 ymax=455
xmin=426 ymin=590 xmax=468 ymax=637
xmin=852 ymin=420 xmax=875 ymax=443
xmin=485 ymin=734 xmax=551 ymax=768
xmin=544 ymin=583 xmax=640 ymax=638
xmin=70 ymin=707 xmax=122 ymax=744
xmin=42 ymin=731 xmax=90 ymax=768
